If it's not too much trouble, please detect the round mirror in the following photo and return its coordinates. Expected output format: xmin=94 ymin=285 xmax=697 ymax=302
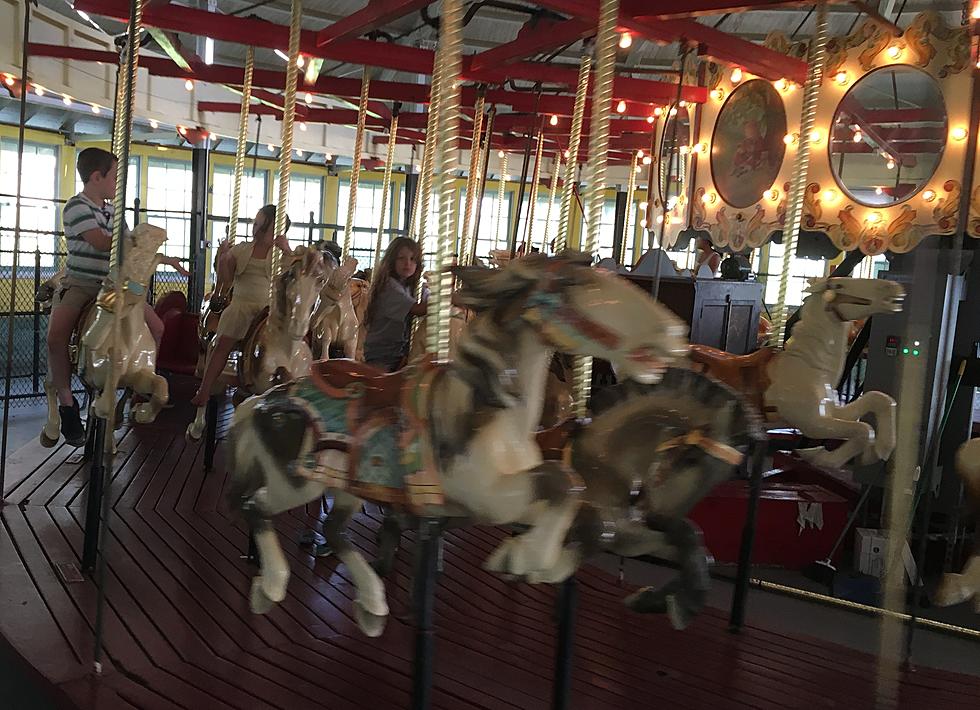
xmin=830 ymin=66 xmax=946 ymax=206
xmin=710 ymin=79 xmax=787 ymax=208
xmin=658 ymin=105 xmax=691 ymax=211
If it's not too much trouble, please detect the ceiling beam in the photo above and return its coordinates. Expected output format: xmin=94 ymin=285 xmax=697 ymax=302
xmin=197 ymin=101 xmax=431 ymax=128
xmin=467 ymin=18 xmax=593 ymax=74
xmin=618 ymin=0 xmax=824 ymax=18
xmin=315 ymin=0 xmax=435 ymax=48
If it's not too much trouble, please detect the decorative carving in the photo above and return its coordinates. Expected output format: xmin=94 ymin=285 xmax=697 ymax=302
xmin=968 ymin=187 xmax=980 ymax=238
xmin=933 ymin=179 xmax=960 ymax=233
xmin=802 ymin=182 xmax=822 ymax=228
xmin=692 ymin=186 xmax=707 ymax=228
xmin=704 ymin=62 xmax=723 ymax=91
xmin=825 ymin=20 xmax=889 ymax=76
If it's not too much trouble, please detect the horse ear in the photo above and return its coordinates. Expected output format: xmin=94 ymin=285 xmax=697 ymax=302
xmin=805 ymin=277 xmax=829 ymax=294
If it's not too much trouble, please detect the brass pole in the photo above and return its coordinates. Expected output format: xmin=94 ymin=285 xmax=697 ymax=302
xmin=342 ymin=66 xmax=372 ymax=260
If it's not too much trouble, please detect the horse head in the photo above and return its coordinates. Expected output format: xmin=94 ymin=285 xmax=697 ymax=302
xmin=806 ymin=277 xmax=905 ymax=322
xmin=274 ymin=246 xmax=325 ymax=340
xmin=456 ymin=252 xmax=687 ymax=384
xmin=120 ymin=224 xmax=168 ymax=290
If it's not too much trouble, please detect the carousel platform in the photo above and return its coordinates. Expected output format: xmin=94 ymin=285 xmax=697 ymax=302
xmin=2 ymin=393 xmax=980 ymax=710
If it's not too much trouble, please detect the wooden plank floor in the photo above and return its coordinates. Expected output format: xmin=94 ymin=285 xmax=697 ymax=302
xmin=3 ymin=393 xmax=980 ymax=710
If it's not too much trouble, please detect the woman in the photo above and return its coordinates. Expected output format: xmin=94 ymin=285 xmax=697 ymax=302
xmin=362 ymin=237 xmax=427 ymax=372
xmin=693 ymin=237 xmax=721 ymax=278
xmin=190 ymin=204 xmax=291 ymax=406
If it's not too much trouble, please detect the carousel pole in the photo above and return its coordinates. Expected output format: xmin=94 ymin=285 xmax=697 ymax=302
xmin=541 ymin=153 xmax=561 ymax=254
xmin=91 ymin=0 xmax=143 ymax=673
xmin=343 ymin=66 xmax=372 ymax=262
xmin=509 ymin=120 xmax=537 ymax=257
xmin=555 ymin=51 xmax=591 ymax=253
xmin=414 ymin=0 xmax=462 ymax=705
xmin=270 ymin=0 xmax=302 ymax=303
xmin=493 ymin=151 xmax=508 ymax=251
xmin=522 ymin=129 xmax=545 ymax=253
xmin=458 ymin=91 xmax=486 ymax=266
xmin=469 ymin=104 xmax=495 ymax=264
xmin=772 ymin=4 xmax=827 ymax=346
xmin=372 ymin=111 xmax=399 ymax=271
xmin=0 ymin=0 xmax=33 ymax=497
xmin=619 ymin=151 xmax=639 ymax=265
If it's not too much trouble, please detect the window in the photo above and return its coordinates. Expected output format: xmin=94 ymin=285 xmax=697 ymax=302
xmin=515 ymin=196 xmax=557 ymax=254
xmin=596 ymin=198 xmax=617 ymax=260
xmin=763 ymin=242 xmax=827 ymax=306
xmin=457 ymin=188 xmax=511 ymax=265
xmin=210 ymin=166 xmax=268 ymax=246
xmin=0 ymin=140 xmax=59 ymax=267
xmin=338 ymin=179 xmax=398 ymax=268
xmin=273 ymin=173 xmax=323 ymax=248
xmin=146 ymin=158 xmax=193 ymax=270
xmin=74 ymin=157 xmax=140 ymax=223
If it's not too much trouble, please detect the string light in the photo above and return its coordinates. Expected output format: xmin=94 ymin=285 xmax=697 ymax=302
xmin=34 ymin=85 xmax=45 ymax=96
xmin=185 ymin=79 xmax=195 ymax=91
xmin=875 ymin=187 xmax=884 ymax=195
xmin=886 ymin=159 xmax=896 ymax=170
xmin=669 ymin=106 xmax=678 ymax=117
xmin=150 ymin=118 xmax=159 ymax=129
xmin=809 ymin=129 xmax=822 ymax=144
xmin=550 ymin=114 xmax=559 ymax=126
xmin=922 ymin=189 xmax=936 ymax=202
xmin=886 ymin=45 xmax=902 ymax=60
xmin=642 ymin=155 xmax=652 ymax=165
xmin=951 ymin=126 xmax=968 ymax=141
xmin=91 ymin=104 xmax=101 ymax=114
xmin=852 ymin=130 xmax=863 ymax=143
xmin=835 ymin=71 xmax=848 ymax=86
xmin=646 ymin=114 xmax=655 ymax=124
xmin=711 ymin=88 xmax=725 ymax=102
xmin=62 ymin=95 xmax=72 ymax=106
xmin=653 ymin=107 xmax=664 ymax=118
xmin=773 ymin=78 xmax=787 ymax=92
xmin=616 ymin=100 xmax=627 ymax=113
xmin=305 ymin=92 xmax=313 ymax=104
xmin=637 ymin=150 xmax=644 ymax=159
xmin=730 ymin=67 xmax=743 ymax=84
xmin=618 ymin=33 xmax=632 ymax=49
xmin=299 ymin=121 xmax=307 ymax=131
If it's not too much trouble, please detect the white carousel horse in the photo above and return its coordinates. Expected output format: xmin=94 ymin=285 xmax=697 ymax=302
xmin=690 ymin=277 xmax=905 ymax=470
xmin=40 ymin=224 xmax=171 ymax=446
xmin=935 ymin=438 xmax=980 ymax=611
xmin=310 ymin=253 xmax=359 ymax=360
xmin=226 ymin=252 xmax=688 ymax=636
xmin=186 ymin=246 xmax=326 ymax=440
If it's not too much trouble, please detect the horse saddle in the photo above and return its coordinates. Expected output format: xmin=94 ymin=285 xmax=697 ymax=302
xmin=69 ymin=301 xmax=97 ymax=366
xmin=688 ymin=344 xmax=774 ymax=410
xmin=310 ymin=359 xmax=406 ymax=410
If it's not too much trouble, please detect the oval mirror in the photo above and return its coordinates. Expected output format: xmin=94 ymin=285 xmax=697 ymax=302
xmin=710 ymin=79 xmax=787 ymax=209
xmin=658 ymin=105 xmax=691 ymax=212
xmin=830 ymin=66 xmax=946 ymax=206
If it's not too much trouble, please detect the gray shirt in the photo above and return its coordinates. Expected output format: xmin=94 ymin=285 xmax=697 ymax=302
xmin=364 ymin=278 xmax=416 ymax=370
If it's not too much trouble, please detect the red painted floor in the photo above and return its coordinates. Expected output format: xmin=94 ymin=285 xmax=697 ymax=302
xmin=2 ymin=396 xmax=979 ymax=710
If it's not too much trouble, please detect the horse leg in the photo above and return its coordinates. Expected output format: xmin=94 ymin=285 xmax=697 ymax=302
xmin=832 ymin=392 xmax=897 ymax=464
xmin=40 ymin=375 xmax=61 ymax=447
xmin=935 ymin=555 xmax=980 ymax=611
xmin=622 ymin=516 xmax=710 ymax=630
xmin=371 ymin=508 xmax=405 ymax=578
xmin=792 ymin=410 xmax=874 ymax=470
xmin=482 ymin=461 xmax=581 ymax=581
xmin=128 ymin=369 xmax=170 ymax=424
xmin=322 ymin=490 xmax=390 ymax=637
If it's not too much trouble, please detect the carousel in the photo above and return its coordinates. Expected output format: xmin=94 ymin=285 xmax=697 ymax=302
xmin=1 ymin=1 xmax=979 ymax=708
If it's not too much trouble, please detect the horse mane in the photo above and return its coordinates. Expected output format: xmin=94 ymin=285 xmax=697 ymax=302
xmin=274 ymin=246 xmax=322 ymax=322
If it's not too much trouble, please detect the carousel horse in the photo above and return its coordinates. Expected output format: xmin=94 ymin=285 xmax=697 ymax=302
xmin=935 ymin=438 xmax=980 ymax=611
xmin=689 ymin=277 xmax=904 ymax=470
xmin=186 ymin=246 xmax=326 ymax=440
xmin=40 ymin=224 xmax=171 ymax=446
xmin=310 ymin=253 xmax=360 ymax=360
xmin=372 ymin=368 xmax=760 ymax=630
xmin=226 ymin=252 xmax=688 ymax=636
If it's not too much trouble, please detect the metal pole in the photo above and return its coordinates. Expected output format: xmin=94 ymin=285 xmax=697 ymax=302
xmin=509 ymin=131 xmax=534 ymax=258
xmin=32 ymin=250 xmax=41 ymax=394
xmin=1 ymin=0 xmax=32 ymax=497
xmin=412 ymin=518 xmax=441 ymax=710
xmin=729 ymin=441 xmax=765 ymax=631
xmin=469 ymin=106 xmax=495 ymax=264
xmin=552 ymin=576 xmax=578 ymax=710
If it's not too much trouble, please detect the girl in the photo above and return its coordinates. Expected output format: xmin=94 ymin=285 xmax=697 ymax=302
xmin=363 ymin=237 xmax=426 ymax=372
xmin=693 ymin=236 xmax=721 ymax=278
xmin=190 ymin=204 xmax=291 ymax=406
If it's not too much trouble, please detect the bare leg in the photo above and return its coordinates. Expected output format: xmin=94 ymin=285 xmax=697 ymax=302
xmin=323 ymin=491 xmax=389 ymax=637
xmin=128 ymin=369 xmax=170 ymax=423
xmin=191 ymin=335 xmax=237 ymax=407
xmin=47 ymin=304 xmax=82 ymax=406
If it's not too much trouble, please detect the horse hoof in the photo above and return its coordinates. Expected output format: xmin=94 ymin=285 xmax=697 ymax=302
xmin=185 ymin=423 xmax=203 ymax=442
xmin=250 ymin=578 xmax=276 ymax=614
xmin=624 ymin=586 xmax=668 ymax=614
xmin=485 ymin=537 xmax=532 ymax=578
xmin=354 ymin=600 xmax=388 ymax=638
xmin=133 ymin=404 xmax=155 ymax=424
xmin=39 ymin=430 xmax=59 ymax=448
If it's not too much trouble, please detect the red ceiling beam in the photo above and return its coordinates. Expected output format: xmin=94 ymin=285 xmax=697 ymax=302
xmin=619 ymin=0 xmax=821 ymax=19
xmin=467 ymin=18 xmax=593 ymax=73
xmin=197 ymin=102 xmax=431 ymax=128
xmin=315 ymin=0 xmax=434 ymax=48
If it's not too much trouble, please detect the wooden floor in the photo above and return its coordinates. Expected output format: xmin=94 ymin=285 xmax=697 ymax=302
xmin=3 ymin=393 xmax=980 ymax=710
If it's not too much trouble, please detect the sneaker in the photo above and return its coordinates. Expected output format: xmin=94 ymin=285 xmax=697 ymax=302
xmin=59 ymin=399 xmax=86 ymax=447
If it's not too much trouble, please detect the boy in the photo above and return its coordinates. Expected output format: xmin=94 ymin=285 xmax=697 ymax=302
xmin=49 ymin=147 xmax=186 ymax=445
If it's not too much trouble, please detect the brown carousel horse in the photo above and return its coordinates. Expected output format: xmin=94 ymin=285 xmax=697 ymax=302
xmin=689 ymin=277 xmax=904 ymax=471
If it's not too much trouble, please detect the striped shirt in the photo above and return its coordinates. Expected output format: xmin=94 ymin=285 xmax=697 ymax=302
xmin=62 ymin=193 xmax=127 ymax=282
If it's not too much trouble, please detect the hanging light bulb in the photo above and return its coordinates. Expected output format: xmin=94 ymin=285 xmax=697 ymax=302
xmin=642 ymin=155 xmax=652 ymax=165
xmin=91 ymin=104 xmax=101 ymax=114
xmin=498 ymin=150 xmax=505 ymax=158
xmin=549 ymin=114 xmax=559 ymax=126
xmin=34 ymin=85 xmax=45 ymax=96
xmin=886 ymin=158 xmax=896 ymax=170
xmin=875 ymin=186 xmax=884 ymax=195
xmin=637 ymin=150 xmax=644 ymax=159
xmin=296 ymin=148 xmax=304 ymax=157
xmin=299 ymin=121 xmax=307 ymax=131
xmin=297 ymin=55 xmax=305 ymax=68
xmin=149 ymin=118 xmax=158 ymax=129
xmin=730 ymin=67 xmax=743 ymax=84
xmin=305 ymin=92 xmax=313 ymax=105
xmin=616 ymin=99 xmax=627 ymax=114
xmin=653 ymin=107 xmax=663 ymax=118
xmin=563 ymin=149 xmax=570 ymax=159
xmin=852 ymin=130 xmax=863 ymax=143
xmin=268 ymin=143 xmax=275 ymax=151
xmin=185 ymin=79 xmax=195 ymax=91
xmin=62 ymin=95 xmax=72 ymax=106
xmin=618 ymin=33 xmax=632 ymax=50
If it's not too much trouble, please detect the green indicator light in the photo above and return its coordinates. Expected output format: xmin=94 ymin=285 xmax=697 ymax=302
xmin=902 ymin=347 xmax=909 ymax=354
xmin=912 ymin=349 xmax=920 ymax=357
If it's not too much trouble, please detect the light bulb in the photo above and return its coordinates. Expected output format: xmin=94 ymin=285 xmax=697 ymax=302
xmin=835 ymin=71 xmax=848 ymax=86
xmin=642 ymin=155 xmax=652 ymax=165
xmin=886 ymin=159 xmax=896 ymax=170
xmin=297 ymin=55 xmax=305 ymax=68
xmin=639 ymin=218 xmax=647 ymax=228
xmin=887 ymin=45 xmax=902 ymax=60
xmin=852 ymin=130 xmax=863 ymax=143
xmin=764 ymin=189 xmax=780 ymax=202
xmin=653 ymin=107 xmax=663 ymax=118
xmin=875 ymin=187 xmax=884 ymax=195
xmin=783 ymin=133 xmax=798 ymax=145
xmin=616 ymin=100 xmax=627 ymax=114
xmin=209 ymin=133 xmax=217 ymax=141
xmin=177 ymin=126 xmax=187 ymax=136
xmin=296 ymin=149 xmax=304 ymax=157
xmin=669 ymin=106 xmax=678 ymax=117
xmin=822 ymin=189 xmax=836 ymax=202
xmin=618 ymin=33 xmax=632 ymax=49
xmin=3 ymin=74 xmax=14 ymax=86
xmin=549 ymin=114 xmax=558 ymax=126
xmin=678 ymin=100 xmax=687 ymax=108
xmin=637 ymin=149 xmax=645 ymax=159
xmin=711 ymin=88 xmax=725 ymax=102
xmin=922 ymin=189 xmax=936 ymax=202
xmin=730 ymin=67 xmax=743 ymax=84
xmin=634 ymin=165 xmax=642 ymax=173
xmin=299 ymin=121 xmax=307 ymax=131
xmin=325 ymin=153 xmax=332 ymax=160
xmin=952 ymin=126 xmax=968 ymax=141
xmin=867 ymin=211 xmax=882 ymax=224
xmin=268 ymin=144 xmax=275 ymax=151
xmin=702 ymin=192 xmax=716 ymax=205
xmin=62 ymin=95 xmax=72 ymax=106
xmin=646 ymin=115 xmax=655 ymax=124
xmin=972 ymin=4 xmax=980 ymax=19
xmin=563 ymin=149 xmax=570 ymax=159
xmin=809 ymin=129 xmax=822 ymax=143
xmin=655 ymin=214 xmax=664 ymax=225
xmin=34 ymin=85 xmax=44 ymax=96
xmin=305 ymin=92 xmax=313 ymax=104
xmin=638 ymin=201 xmax=648 ymax=211
xmin=498 ymin=150 xmax=505 ymax=158
xmin=91 ymin=104 xmax=101 ymax=114
xmin=679 ymin=145 xmax=689 ymax=155
xmin=185 ymin=79 xmax=194 ymax=91
xmin=150 ymin=118 xmax=158 ymax=129
xmin=774 ymin=78 xmax=787 ymax=92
